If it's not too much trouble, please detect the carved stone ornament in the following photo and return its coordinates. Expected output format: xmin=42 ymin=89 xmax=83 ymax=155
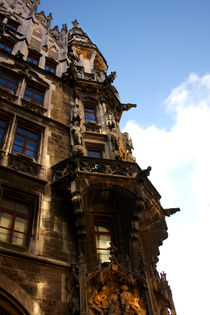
xmin=50 ymin=25 xmax=60 ymax=40
xmin=22 ymin=99 xmax=47 ymax=115
xmin=71 ymin=103 xmax=81 ymax=123
xmin=8 ymin=153 xmax=41 ymax=177
xmin=87 ymin=263 xmax=147 ymax=315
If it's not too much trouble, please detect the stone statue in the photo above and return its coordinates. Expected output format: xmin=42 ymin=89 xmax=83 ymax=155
xmin=88 ymin=286 xmax=109 ymax=315
xmin=120 ymin=285 xmax=142 ymax=315
xmin=104 ymin=71 xmax=116 ymax=85
xmin=108 ymin=292 xmax=121 ymax=315
xmin=71 ymin=103 xmax=81 ymax=122
xmin=110 ymin=124 xmax=120 ymax=153
xmin=71 ymin=121 xmax=83 ymax=145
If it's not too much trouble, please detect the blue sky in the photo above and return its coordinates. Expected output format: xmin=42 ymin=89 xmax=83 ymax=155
xmin=39 ymin=1 xmax=210 ymax=314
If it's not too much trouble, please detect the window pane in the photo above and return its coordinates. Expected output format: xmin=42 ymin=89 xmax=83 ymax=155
xmin=25 ymin=149 xmax=36 ymax=158
xmin=14 ymin=216 xmax=28 ymax=233
xmin=27 ymin=139 xmax=37 ymax=151
xmin=0 ymin=227 xmax=10 ymax=242
xmin=95 ymin=224 xmax=109 ymax=232
xmin=12 ymin=231 xmax=26 ymax=246
xmin=16 ymin=127 xmax=27 ymax=135
xmin=0 ymin=211 xmax=12 ymax=228
xmin=0 ymin=119 xmax=6 ymax=127
xmin=97 ymin=249 xmax=110 ymax=263
xmin=14 ymin=134 xmax=25 ymax=146
xmin=15 ymin=202 xmax=29 ymax=215
xmin=28 ymin=131 xmax=38 ymax=140
xmin=1 ymin=199 xmax=15 ymax=211
xmin=96 ymin=234 xmax=111 ymax=249
xmin=12 ymin=144 xmax=22 ymax=153
xmin=88 ymin=150 xmax=101 ymax=158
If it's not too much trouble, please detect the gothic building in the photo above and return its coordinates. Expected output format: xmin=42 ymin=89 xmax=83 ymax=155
xmin=0 ymin=1 xmax=179 ymax=314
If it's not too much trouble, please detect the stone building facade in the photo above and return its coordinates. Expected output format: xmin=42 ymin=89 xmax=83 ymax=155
xmin=0 ymin=1 xmax=179 ymax=314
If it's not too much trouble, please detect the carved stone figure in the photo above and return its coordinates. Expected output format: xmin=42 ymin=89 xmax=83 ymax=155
xmin=88 ymin=286 xmax=109 ymax=315
xmin=123 ymin=132 xmax=134 ymax=153
xmin=120 ymin=285 xmax=142 ymax=315
xmin=110 ymin=124 xmax=120 ymax=158
xmin=71 ymin=103 xmax=81 ymax=122
xmin=71 ymin=121 xmax=83 ymax=145
xmin=108 ymin=292 xmax=121 ymax=315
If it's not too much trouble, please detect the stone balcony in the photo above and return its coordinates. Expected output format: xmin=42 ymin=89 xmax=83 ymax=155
xmin=52 ymin=156 xmax=139 ymax=183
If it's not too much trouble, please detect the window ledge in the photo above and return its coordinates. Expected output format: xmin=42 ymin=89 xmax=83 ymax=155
xmin=22 ymin=98 xmax=47 ymax=115
xmin=8 ymin=153 xmax=41 ymax=177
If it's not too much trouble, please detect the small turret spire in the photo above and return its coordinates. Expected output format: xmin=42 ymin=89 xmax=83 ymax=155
xmin=72 ymin=19 xmax=79 ymax=28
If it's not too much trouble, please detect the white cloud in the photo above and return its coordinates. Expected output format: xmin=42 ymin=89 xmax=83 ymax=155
xmin=124 ymin=73 xmax=210 ymax=315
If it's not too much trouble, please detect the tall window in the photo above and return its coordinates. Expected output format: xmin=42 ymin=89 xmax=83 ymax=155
xmin=94 ymin=222 xmax=111 ymax=263
xmin=12 ymin=125 xmax=40 ymax=160
xmin=23 ymin=83 xmax=44 ymax=105
xmin=0 ymin=39 xmax=13 ymax=53
xmin=0 ymin=197 xmax=31 ymax=247
xmin=27 ymin=52 xmax=40 ymax=66
xmin=45 ymin=60 xmax=56 ymax=74
xmin=0 ymin=116 xmax=8 ymax=148
xmin=84 ymin=106 xmax=97 ymax=123
xmin=0 ymin=72 xmax=18 ymax=93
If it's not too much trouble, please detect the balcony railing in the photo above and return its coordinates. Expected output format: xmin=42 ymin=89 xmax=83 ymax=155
xmin=52 ymin=156 xmax=138 ymax=182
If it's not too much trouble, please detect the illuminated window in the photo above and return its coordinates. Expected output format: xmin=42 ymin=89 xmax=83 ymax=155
xmin=0 ymin=197 xmax=31 ymax=247
xmin=0 ymin=72 xmax=18 ymax=93
xmin=12 ymin=124 xmax=40 ymax=160
xmin=45 ymin=60 xmax=56 ymax=74
xmin=0 ymin=116 xmax=8 ymax=148
xmin=94 ymin=222 xmax=111 ymax=263
xmin=24 ymin=83 xmax=44 ymax=105
xmin=84 ymin=106 xmax=97 ymax=123
xmin=0 ymin=39 xmax=13 ymax=53
xmin=27 ymin=52 xmax=39 ymax=66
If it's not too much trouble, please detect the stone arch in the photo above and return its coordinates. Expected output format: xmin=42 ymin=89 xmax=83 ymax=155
xmin=0 ymin=274 xmax=43 ymax=315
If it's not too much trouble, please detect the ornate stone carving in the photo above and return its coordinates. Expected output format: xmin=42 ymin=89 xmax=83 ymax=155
xmin=50 ymin=25 xmax=60 ymax=40
xmin=104 ymin=71 xmax=116 ymax=85
xmin=87 ymin=263 xmax=147 ymax=315
xmin=52 ymin=157 xmax=138 ymax=182
xmin=22 ymin=99 xmax=47 ymax=115
xmin=52 ymin=157 xmax=78 ymax=182
xmin=8 ymin=153 xmax=41 ymax=177
xmin=71 ymin=103 xmax=81 ymax=123
xmin=122 ymin=132 xmax=136 ymax=162
xmin=79 ymin=158 xmax=136 ymax=177
xmin=85 ymin=122 xmax=101 ymax=133
xmin=71 ymin=121 xmax=84 ymax=145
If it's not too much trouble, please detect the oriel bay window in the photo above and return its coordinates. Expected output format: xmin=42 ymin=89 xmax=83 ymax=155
xmin=0 ymin=71 xmax=18 ymax=93
xmin=0 ymin=196 xmax=31 ymax=247
xmin=12 ymin=124 xmax=40 ymax=160
xmin=94 ymin=221 xmax=112 ymax=263
xmin=23 ymin=83 xmax=44 ymax=105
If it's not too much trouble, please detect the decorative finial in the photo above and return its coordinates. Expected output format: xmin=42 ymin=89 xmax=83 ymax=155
xmin=72 ymin=19 xmax=79 ymax=28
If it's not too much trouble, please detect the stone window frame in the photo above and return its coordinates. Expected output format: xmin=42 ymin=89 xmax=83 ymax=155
xmin=0 ymin=187 xmax=38 ymax=249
